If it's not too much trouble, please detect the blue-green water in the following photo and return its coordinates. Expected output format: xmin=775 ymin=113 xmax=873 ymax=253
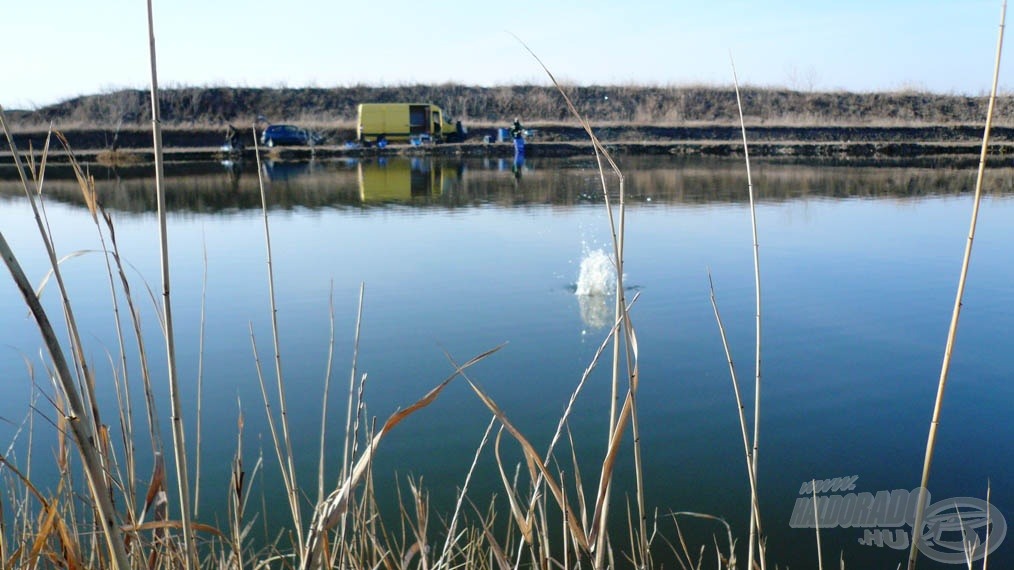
xmin=1 ymin=155 xmax=1012 ymax=568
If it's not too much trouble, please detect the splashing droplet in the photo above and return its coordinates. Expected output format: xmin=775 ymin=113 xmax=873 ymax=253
xmin=575 ymin=249 xmax=615 ymax=297
xmin=574 ymin=249 xmax=615 ymax=330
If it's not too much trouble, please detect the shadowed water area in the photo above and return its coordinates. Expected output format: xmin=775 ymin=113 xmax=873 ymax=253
xmin=1 ymin=155 xmax=1012 ymax=568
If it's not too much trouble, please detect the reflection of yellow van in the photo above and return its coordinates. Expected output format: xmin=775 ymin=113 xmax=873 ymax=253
xmin=357 ymin=158 xmax=450 ymax=202
xmin=356 ymin=103 xmax=463 ymax=143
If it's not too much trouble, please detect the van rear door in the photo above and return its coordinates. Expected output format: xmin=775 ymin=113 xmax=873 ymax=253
xmin=409 ymin=105 xmax=430 ymax=135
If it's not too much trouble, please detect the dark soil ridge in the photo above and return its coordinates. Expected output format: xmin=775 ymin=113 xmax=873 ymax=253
xmin=10 ymin=124 xmax=1013 ymax=149
xmin=3 ymin=124 xmax=1014 ymax=167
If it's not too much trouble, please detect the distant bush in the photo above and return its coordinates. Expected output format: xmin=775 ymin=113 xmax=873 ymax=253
xmin=8 ymin=85 xmax=1014 ymax=128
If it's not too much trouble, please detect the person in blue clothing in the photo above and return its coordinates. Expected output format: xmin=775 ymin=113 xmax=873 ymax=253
xmin=509 ymin=117 xmax=524 ymax=140
xmin=510 ymin=117 xmax=525 ymax=160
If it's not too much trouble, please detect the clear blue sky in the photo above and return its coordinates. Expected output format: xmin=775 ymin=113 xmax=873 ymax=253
xmin=3 ymin=0 xmax=1011 ymax=109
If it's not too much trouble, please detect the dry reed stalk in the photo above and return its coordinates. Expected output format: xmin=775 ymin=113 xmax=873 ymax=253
xmin=195 ymin=236 xmax=209 ymax=517
xmin=109 ymin=355 xmax=138 ymax=522
xmin=248 ymin=326 xmax=301 ymax=545
xmin=144 ymin=1 xmax=197 ymax=566
xmin=99 ymin=208 xmax=164 ymax=458
xmin=229 ymin=406 xmax=246 ymax=570
xmin=731 ymin=55 xmax=766 ymax=570
xmin=252 ymin=124 xmax=305 ymax=552
xmin=0 ymin=107 xmax=132 ymax=570
xmin=511 ymin=34 xmax=643 ymax=568
xmin=57 ymin=131 xmax=157 ymax=533
xmin=336 ymin=369 xmax=370 ymax=565
xmin=984 ymin=481 xmax=992 ymax=570
xmin=31 ymin=152 xmax=107 ymax=457
xmin=435 ymin=414 xmax=498 ymax=568
xmin=342 ymin=283 xmax=366 ymax=486
xmin=671 ymin=512 xmax=736 ymax=570
xmin=707 ymin=270 xmax=763 ymax=563
xmin=442 ymin=317 xmax=626 ymax=567
xmin=299 ymin=345 xmax=503 ymax=570
xmin=812 ymin=479 xmax=823 ymax=570
xmin=908 ymin=3 xmax=1006 ymax=569
xmin=17 ymin=128 xmax=107 ymax=488
xmin=513 ymin=295 xmax=632 ymax=553
xmin=462 ymin=376 xmax=590 ymax=555
xmin=317 ymin=281 xmax=337 ymax=508
xmin=332 ymin=281 xmax=366 ymax=565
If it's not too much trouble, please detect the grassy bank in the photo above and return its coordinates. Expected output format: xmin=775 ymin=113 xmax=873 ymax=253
xmin=6 ymin=86 xmax=1014 ymax=167
xmin=7 ymin=84 xmax=1014 ymax=129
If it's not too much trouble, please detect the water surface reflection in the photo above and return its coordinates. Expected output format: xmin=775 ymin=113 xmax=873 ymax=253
xmin=2 ymin=156 xmax=1009 ymax=213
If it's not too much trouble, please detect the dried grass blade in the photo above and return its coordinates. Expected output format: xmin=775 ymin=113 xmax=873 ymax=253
xmin=587 ymin=385 xmax=635 ymax=549
xmin=27 ymin=480 xmax=62 ymax=567
xmin=140 ymin=453 xmax=166 ymax=523
xmin=34 ymin=128 xmax=51 ymax=195
xmin=472 ymin=501 xmax=511 ymax=570
xmin=435 ymin=414 xmax=497 ymax=568
xmin=566 ymin=426 xmax=589 ymax=532
xmin=53 ymin=131 xmax=98 ymax=221
xmin=671 ymin=511 xmax=736 ymax=570
xmin=462 ymin=378 xmax=589 ymax=552
xmin=30 ymin=250 xmax=94 ymax=299
xmin=120 ymin=519 xmax=226 ymax=538
xmin=300 ymin=344 xmax=504 ymax=570
xmin=494 ymin=429 xmax=533 ymax=544
xmin=53 ymin=517 xmax=82 ymax=570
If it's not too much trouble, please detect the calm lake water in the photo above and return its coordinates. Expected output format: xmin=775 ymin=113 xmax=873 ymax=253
xmin=1 ymin=154 xmax=1012 ymax=568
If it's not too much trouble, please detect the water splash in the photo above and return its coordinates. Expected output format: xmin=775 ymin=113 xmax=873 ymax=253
xmin=575 ymin=249 xmax=616 ymax=330
xmin=575 ymin=249 xmax=616 ymax=296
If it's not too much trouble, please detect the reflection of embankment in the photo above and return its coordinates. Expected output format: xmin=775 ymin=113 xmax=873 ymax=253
xmin=2 ymin=156 xmax=1011 ymax=214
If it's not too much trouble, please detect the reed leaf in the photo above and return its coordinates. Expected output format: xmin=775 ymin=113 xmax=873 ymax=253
xmin=300 ymin=344 xmax=504 ymax=570
xmin=462 ymin=378 xmax=589 ymax=553
xmin=26 ymin=479 xmax=63 ymax=567
xmin=493 ymin=429 xmax=534 ymax=545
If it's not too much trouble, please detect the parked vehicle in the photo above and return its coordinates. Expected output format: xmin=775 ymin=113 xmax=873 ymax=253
xmin=260 ymin=124 xmax=322 ymax=147
xmin=356 ymin=103 xmax=465 ymax=144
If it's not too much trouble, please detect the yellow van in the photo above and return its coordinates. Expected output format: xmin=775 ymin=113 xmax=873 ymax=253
xmin=356 ymin=103 xmax=464 ymax=144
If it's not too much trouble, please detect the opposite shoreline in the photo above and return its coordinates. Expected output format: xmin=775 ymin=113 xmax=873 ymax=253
xmin=4 ymin=123 xmax=1014 ymax=169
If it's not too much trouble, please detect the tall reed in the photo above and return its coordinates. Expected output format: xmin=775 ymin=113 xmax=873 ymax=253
xmin=144 ymin=0 xmax=197 ymax=566
xmin=252 ymin=119 xmax=305 ymax=555
xmin=908 ymin=2 xmax=1007 ymax=568
xmin=731 ymin=55 xmax=766 ymax=570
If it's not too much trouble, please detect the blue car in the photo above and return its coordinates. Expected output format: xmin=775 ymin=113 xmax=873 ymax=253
xmin=260 ymin=124 xmax=322 ymax=147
